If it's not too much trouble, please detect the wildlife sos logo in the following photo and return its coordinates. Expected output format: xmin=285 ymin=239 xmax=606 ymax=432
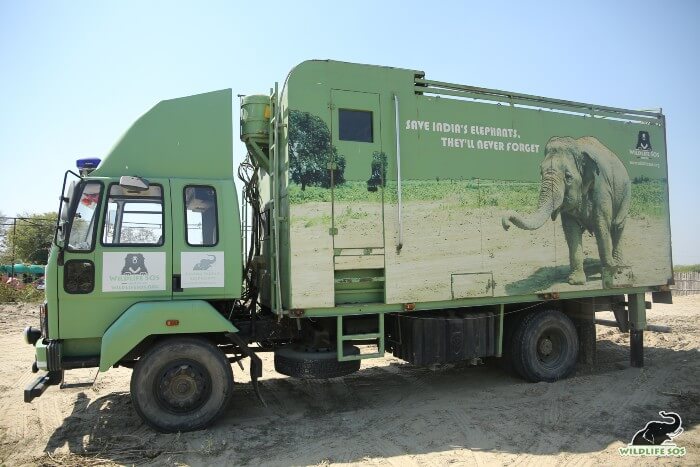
xmin=629 ymin=130 xmax=661 ymax=167
xmin=102 ymin=252 xmax=166 ymax=292
xmin=121 ymin=253 xmax=148 ymax=275
xmin=181 ymin=252 xmax=224 ymax=288
xmin=619 ymin=411 xmax=686 ymax=457
xmin=635 ymin=131 xmax=652 ymax=151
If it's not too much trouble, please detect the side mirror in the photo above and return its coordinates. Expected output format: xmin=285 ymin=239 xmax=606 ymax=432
xmin=60 ymin=181 xmax=76 ymax=223
xmin=119 ymin=175 xmax=150 ymax=192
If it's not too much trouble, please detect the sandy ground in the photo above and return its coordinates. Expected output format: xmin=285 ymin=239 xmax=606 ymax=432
xmin=0 ymin=296 xmax=698 ymax=466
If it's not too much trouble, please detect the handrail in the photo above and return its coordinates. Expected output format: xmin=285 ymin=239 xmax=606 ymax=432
xmin=270 ymin=83 xmax=283 ymax=316
xmin=394 ymin=94 xmax=403 ymax=253
xmin=416 ymin=78 xmax=663 ymax=119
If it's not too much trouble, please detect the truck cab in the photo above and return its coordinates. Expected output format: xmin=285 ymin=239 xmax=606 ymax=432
xmin=25 ymin=89 xmax=248 ymax=432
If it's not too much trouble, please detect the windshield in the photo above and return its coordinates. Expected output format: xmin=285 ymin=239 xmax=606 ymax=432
xmin=66 ymin=182 xmax=102 ymax=251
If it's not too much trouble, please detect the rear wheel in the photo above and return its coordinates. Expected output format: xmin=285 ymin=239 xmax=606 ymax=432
xmin=511 ymin=309 xmax=578 ymax=382
xmin=130 ymin=337 xmax=233 ymax=432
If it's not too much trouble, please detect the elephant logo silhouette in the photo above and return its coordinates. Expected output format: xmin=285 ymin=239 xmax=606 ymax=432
xmin=636 ymin=131 xmax=652 ymax=151
xmin=121 ymin=253 xmax=148 ymax=275
xmin=193 ymin=254 xmax=217 ymax=271
xmin=630 ymin=411 xmax=683 ymax=446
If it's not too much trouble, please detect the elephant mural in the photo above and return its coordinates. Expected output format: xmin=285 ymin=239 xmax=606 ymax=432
xmin=631 ymin=411 xmax=683 ymax=445
xmin=502 ymin=136 xmax=631 ymax=285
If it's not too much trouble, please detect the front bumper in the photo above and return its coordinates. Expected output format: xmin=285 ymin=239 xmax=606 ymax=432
xmin=24 ymin=371 xmax=63 ymax=403
xmin=24 ymin=301 xmax=63 ymax=403
xmin=25 ymin=338 xmax=63 ymax=403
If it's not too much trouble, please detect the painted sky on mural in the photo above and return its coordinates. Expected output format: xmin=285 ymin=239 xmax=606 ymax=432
xmin=0 ymin=0 xmax=698 ymax=263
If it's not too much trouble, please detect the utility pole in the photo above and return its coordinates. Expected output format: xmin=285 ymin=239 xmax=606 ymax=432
xmin=11 ymin=218 xmax=16 ymax=278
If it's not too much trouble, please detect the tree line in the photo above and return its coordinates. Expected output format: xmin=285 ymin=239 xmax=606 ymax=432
xmin=0 ymin=212 xmax=57 ymax=265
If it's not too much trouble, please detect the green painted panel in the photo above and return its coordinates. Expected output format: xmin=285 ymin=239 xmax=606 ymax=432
xmin=63 ymin=338 xmax=101 ymax=357
xmin=45 ymin=246 xmax=59 ymax=338
xmin=93 ymin=89 xmax=233 ymax=180
xmin=99 ymin=300 xmax=237 ymax=371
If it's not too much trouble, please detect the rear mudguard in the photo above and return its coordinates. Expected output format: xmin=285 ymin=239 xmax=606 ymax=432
xmin=99 ymin=300 xmax=238 ymax=371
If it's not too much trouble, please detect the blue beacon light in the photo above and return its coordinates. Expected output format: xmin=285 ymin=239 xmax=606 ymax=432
xmin=76 ymin=158 xmax=101 ymax=176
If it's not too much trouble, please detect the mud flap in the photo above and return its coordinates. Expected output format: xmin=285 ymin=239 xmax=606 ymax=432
xmin=225 ymin=333 xmax=266 ymax=406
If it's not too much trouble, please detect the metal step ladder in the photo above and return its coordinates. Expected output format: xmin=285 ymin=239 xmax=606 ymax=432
xmin=336 ymin=313 xmax=385 ymax=362
xmin=268 ymin=83 xmax=283 ymax=316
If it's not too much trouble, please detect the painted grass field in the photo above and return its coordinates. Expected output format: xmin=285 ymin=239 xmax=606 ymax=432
xmin=289 ymin=179 xmax=669 ymax=219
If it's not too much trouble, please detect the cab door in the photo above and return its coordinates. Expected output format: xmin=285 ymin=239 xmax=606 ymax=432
xmin=58 ymin=179 xmax=172 ymax=339
xmin=170 ymin=179 xmax=239 ymax=300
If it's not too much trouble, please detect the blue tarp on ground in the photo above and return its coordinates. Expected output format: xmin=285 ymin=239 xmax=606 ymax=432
xmin=0 ymin=264 xmax=45 ymax=275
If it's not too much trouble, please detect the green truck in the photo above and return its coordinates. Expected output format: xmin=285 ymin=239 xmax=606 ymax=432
xmin=23 ymin=60 xmax=673 ymax=432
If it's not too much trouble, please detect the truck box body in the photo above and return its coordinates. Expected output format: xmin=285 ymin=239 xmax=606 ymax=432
xmin=275 ymin=60 xmax=672 ymax=310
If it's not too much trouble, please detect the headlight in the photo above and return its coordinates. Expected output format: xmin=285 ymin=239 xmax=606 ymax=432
xmin=23 ymin=326 xmax=42 ymax=345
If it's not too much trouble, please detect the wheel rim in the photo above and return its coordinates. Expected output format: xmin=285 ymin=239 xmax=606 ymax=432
xmin=536 ymin=328 xmax=566 ymax=369
xmin=154 ymin=359 xmax=212 ymax=414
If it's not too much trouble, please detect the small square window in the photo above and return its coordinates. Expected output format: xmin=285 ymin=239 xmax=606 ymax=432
xmin=185 ymin=186 xmax=218 ymax=246
xmin=339 ymin=109 xmax=373 ymax=142
xmin=64 ymin=260 xmax=95 ymax=294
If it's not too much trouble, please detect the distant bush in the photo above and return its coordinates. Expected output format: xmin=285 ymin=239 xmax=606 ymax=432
xmin=675 ymin=264 xmax=700 ymax=273
xmin=0 ymin=281 xmax=44 ymax=303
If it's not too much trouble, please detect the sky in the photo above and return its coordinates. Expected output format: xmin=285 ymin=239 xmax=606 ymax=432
xmin=0 ymin=0 xmax=698 ymax=264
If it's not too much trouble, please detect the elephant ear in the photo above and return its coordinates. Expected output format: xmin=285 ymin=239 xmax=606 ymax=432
xmin=576 ymin=137 xmax=602 ymax=191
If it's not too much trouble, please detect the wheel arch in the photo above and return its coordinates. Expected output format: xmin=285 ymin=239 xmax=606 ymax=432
xmin=99 ymin=300 xmax=238 ymax=372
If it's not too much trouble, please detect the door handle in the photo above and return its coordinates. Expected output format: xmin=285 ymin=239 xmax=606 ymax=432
xmin=172 ymin=274 xmax=183 ymax=292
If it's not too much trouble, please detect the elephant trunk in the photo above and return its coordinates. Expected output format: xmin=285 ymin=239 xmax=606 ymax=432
xmin=502 ymin=171 xmax=564 ymax=231
xmin=659 ymin=411 xmax=682 ymax=433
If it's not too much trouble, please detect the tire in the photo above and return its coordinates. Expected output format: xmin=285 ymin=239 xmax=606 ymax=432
xmin=130 ymin=337 xmax=233 ymax=433
xmin=274 ymin=345 xmax=361 ymax=379
xmin=510 ymin=309 xmax=579 ymax=382
xmin=498 ymin=310 xmax=529 ymax=374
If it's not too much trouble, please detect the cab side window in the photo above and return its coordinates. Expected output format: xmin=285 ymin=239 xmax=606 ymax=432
xmin=102 ymin=185 xmax=164 ymax=246
xmin=184 ymin=186 xmax=218 ymax=246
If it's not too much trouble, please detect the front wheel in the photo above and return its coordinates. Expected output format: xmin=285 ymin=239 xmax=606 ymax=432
xmin=510 ymin=309 xmax=579 ymax=382
xmin=130 ymin=337 xmax=233 ymax=433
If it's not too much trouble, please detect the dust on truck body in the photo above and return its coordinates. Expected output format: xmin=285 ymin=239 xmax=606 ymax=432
xmin=23 ymin=60 xmax=673 ymax=432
